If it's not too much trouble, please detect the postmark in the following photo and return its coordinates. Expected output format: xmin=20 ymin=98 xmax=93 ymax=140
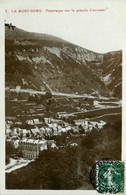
xmin=90 ymin=161 xmax=125 ymax=194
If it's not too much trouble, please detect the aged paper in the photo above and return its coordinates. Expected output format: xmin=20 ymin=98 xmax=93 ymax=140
xmin=0 ymin=0 xmax=126 ymax=194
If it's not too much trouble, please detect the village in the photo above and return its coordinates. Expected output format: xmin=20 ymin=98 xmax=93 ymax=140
xmin=5 ymin=88 xmax=121 ymax=165
xmin=6 ymin=114 xmax=106 ymax=160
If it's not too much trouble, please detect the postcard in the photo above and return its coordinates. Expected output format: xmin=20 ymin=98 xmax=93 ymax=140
xmin=0 ymin=0 xmax=126 ymax=194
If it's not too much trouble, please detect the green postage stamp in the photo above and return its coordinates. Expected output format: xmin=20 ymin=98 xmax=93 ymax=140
xmin=90 ymin=161 xmax=125 ymax=194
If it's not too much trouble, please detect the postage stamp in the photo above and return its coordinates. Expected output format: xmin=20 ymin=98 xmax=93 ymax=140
xmin=90 ymin=161 xmax=125 ymax=194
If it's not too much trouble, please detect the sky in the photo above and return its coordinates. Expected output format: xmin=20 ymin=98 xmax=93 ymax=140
xmin=2 ymin=0 xmax=126 ymax=53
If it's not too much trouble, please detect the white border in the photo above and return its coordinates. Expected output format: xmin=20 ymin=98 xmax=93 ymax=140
xmin=0 ymin=0 xmax=126 ymax=195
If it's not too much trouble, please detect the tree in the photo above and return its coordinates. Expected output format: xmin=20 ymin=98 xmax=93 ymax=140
xmin=6 ymin=141 xmax=15 ymax=164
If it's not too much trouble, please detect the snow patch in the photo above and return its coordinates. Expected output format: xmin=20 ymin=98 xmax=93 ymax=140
xmin=33 ymin=56 xmax=50 ymax=64
xmin=32 ymin=56 xmax=54 ymax=68
xmin=16 ymin=55 xmax=32 ymax=63
xmin=102 ymin=74 xmax=111 ymax=85
xmin=45 ymin=47 xmax=61 ymax=58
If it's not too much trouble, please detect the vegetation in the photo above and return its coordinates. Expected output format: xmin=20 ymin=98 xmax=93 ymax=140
xmin=6 ymin=121 xmax=121 ymax=189
xmin=6 ymin=141 xmax=23 ymax=164
xmin=6 ymin=141 xmax=15 ymax=164
xmin=5 ymin=27 xmax=122 ymax=189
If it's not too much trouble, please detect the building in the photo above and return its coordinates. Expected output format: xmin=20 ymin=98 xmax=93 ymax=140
xmin=44 ymin=118 xmax=52 ymax=124
xmin=6 ymin=129 xmax=11 ymax=138
xmin=52 ymin=128 xmax=58 ymax=136
xmin=11 ymin=128 xmax=18 ymax=138
xmin=16 ymin=86 xmax=21 ymax=90
xmin=30 ymin=130 xmax=37 ymax=137
xmin=13 ymin=139 xmax=20 ymax=148
xmin=40 ymin=127 xmax=46 ymax=134
xmin=96 ymin=121 xmax=106 ymax=129
xmin=74 ymin=119 xmax=87 ymax=126
xmin=19 ymin=138 xmax=47 ymax=159
xmin=15 ymin=121 xmax=22 ymax=125
xmin=19 ymin=138 xmax=57 ymax=159
xmin=45 ymin=127 xmax=52 ymax=136
xmin=26 ymin=120 xmax=34 ymax=125
xmin=33 ymin=119 xmax=39 ymax=124
xmin=47 ymin=140 xmax=57 ymax=149
xmin=21 ymin=129 xmax=28 ymax=137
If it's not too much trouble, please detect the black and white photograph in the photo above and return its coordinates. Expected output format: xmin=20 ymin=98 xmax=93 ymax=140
xmin=0 ymin=0 xmax=126 ymax=194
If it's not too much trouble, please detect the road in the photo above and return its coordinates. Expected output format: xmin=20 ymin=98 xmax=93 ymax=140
xmin=6 ymin=158 xmax=34 ymax=173
xmin=5 ymin=87 xmax=118 ymax=100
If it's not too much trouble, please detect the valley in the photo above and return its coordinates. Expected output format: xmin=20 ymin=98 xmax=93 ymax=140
xmin=5 ymin=25 xmax=122 ymax=190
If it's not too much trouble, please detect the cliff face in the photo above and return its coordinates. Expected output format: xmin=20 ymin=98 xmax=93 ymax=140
xmin=5 ymin=26 xmax=122 ymax=98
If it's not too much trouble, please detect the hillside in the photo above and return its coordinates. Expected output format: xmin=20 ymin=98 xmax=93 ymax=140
xmin=5 ymin=26 xmax=122 ymax=98
xmin=5 ymin=25 xmax=122 ymax=190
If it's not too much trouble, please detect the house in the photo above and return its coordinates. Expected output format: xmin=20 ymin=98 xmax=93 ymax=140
xmin=63 ymin=122 xmax=70 ymax=127
xmin=52 ymin=128 xmax=58 ymax=136
xmin=27 ymin=130 xmax=31 ymax=137
xmin=48 ymin=123 xmax=53 ymax=128
xmin=57 ymin=125 xmax=62 ymax=130
xmin=19 ymin=138 xmax=47 ymax=159
xmin=45 ymin=127 xmax=52 ymax=136
xmin=21 ymin=129 xmax=28 ymax=137
xmin=16 ymin=128 xmax=22 ymax=136
xmin=33 ymin=118 xmax=39 ymax=124
xmin=65 ymin=126 xmax=72 ymax=131
xmin=15 ymin=121 xmax=22 ymax=125
xmin=40 ymin=127 xmax=46 ymax=134
xmin=6 ymin=122 xmax=11 ymax=132
xmin=26 ymin=120 xmax=34 ymax=125
xmin=31 ymin=127 xmax=40 ymax=136
xmin=13 ymin=140 xmax=20 ymax=148
xmin=37 ymin=113 xmax=44 ymax=117
xmin=74 ymin=119 xmax=86 ymax=126
xmin=97 ymin=121 xmax=106 ymax=129
xmin=19 ymin=138 xmax=56 ymax=159
xmin=16 ymin=86 xmax=21 ymax=90
xmin=29 ymin=109 xmax=36 ymax=114
xmin=51 ymin=119 xmax=63 ymax=124
xmin=72 ymin=127 xmax=78 ymax=134
xmin=11 ymin=127 xmax=19 ymax=137
xmin=7 ymin=121 xmax=13 ymax=125
xmin=90 ymin=121 xmax=98 ymax=128
xmin=52 ymin=123 xmax=58 ymax=128
xmin=47 ymin=140 xmax=57 ymax=149
xmin=88 ymin=124 xmax=93 ymax=131
xmin=6 ymin=129 xmax=11 ymax=138
xmin=39 ymin=140 xmax=48 ymax=151
xmin=61 ymin=128 xmax=66 ymax=133
xmin=44 ymin=118 xmax=52 ymax=124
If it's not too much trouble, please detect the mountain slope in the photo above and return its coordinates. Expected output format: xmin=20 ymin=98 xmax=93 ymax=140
xmin=5 ymin=26 xmax=122 ymax=98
